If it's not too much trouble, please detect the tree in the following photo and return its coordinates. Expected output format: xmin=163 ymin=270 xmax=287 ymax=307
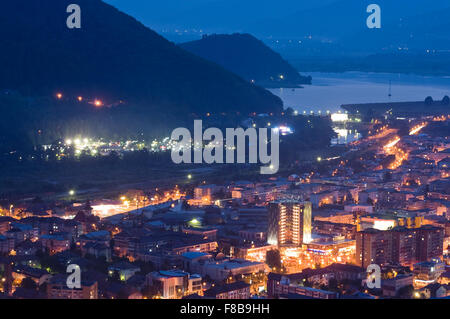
xmin=382 ymin=171 xmax=392 ymax=182
xmin=142 ymin=285 xmax=161 ymax=299
xmin=20 ymin=277 xmax=37 ymax=290
xmin=109 ymin=270 xmax=121 ymax=282
xmin=425 ymin=96 xmax=434 ymax=105
xmin=266 ymin=249 xmax=282 ymax=270
xmin=442 ymin=95 xmax=450 ymax=105
xmin=285 ymin=107 xmax=295 ymax=116
xmin=397 ymin=285 xmax=414 ymax=299
xmin=328 ymin=278 xmax=339 ymax=292
xmin=364 ymin=108 xmax=375 ymax=122
xmin=346 ymin=192 xmax=354 ymax=203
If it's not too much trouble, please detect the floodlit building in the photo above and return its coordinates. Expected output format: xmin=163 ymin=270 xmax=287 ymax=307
xmin=147 ymin=270 xmax=202 ymax=299
xmin=204 ymin=281 xmax=250 ymax=299
xmin=382 ymin=274 xmax=414 ymax=297
xmin=356 ymin=225 xmax=444 ymax=268
xmin=267 ymin=273 xmax=339 ymax=299
xmin=268 ymin=201 xmax=312 ymax=247
xmin=413 ymin=258 xmax=446 ymax=287
xmin=47 ymin=274 xmax=98 ymax=299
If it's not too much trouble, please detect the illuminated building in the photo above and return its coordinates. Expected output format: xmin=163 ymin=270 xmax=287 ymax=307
xmin=306 ymin=237 xmax=356 ymax=257
xmin=188 ymin=258 xmax=266 ymax=282
xmin=47 ymin=274 xmax=98 ymax=299
xmin=357 ymin=228 xmax=394 ymax=269
xmin=331 ymin=113 xmax=349 ymax=122
xmin=234 ymin=243 xmax=277 ymax=261
xmin=391 ymin=227 xmax=419 ymax=266
xmin=312 ymin=220 xmax=356 ymax=239
xmin=382 ymin=274 xmax=413 ymax=297
xmin=182 ymin=226 xmax=218 ymax=240
xmin=416 ymin=225 xmax=445 ymax=262
xmin=108 ymin=261 xmax=140 ymax=281
xmin=0 ymin=235 xmax=14 ymax=254
xmin=356 ymin=225 xmax=444 ymax=268
xmin=194 ymin=185 xmax=223 ymax=201
xmin=12 ymin=265 xmax=52 ymax=287
xmin=238 ymin=229 xmax=267 ymax=243
xmin=268 ymin=200 xmax=312 ymax=247
xmin=267 ymin=273 xmax=338 ymax=299
xmin=40 ymin=233 xmax=71 ymax=255
xmin=413 ymin=258 xmax=446 ymax=287
xmin=204 ymin=281 xmax=250 ymax=299
xmin=310 ymin=191 xmax=338 ymax=208
xmin=147 ymin=270 xmax=202 ymax=299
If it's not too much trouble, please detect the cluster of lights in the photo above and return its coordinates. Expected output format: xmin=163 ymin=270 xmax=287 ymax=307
xmin=409 ymin=122 xmax=428 ymax=135
xmin=65 ymin=137 xmax=100 ymax=156
xmin=273 ymin=125 xmax=293 ymax=136
xmin=277 ymin=245 xmax=355 ymax=273
xmin=383 ymin=137 xmax=408 ymax=170
xmin=46 ymin=136 xmax=177 ymax=158
xmin=90 ymin=188 xmax=185 ymax=218
xmin=433 ymin=115 xmax=450 ymax=122
xmin=55 ymin=92 xmax=103 ymax=107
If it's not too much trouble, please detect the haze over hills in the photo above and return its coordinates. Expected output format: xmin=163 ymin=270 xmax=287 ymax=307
xmin=255 ymin=0 xmax=449 ymax=35
xmin=104 ymin=0 xmax=450 ymax=75
xmin=104 ymin=0 xmax=336 ymax=34
xmin=105 ymin=0 xmax=450 ymax=53
xmin=180 ymin=34 xmax=312 ymax=88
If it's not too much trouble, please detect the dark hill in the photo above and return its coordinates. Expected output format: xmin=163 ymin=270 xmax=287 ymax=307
xmin=0 ymin=0 xmax=282 ymax=116
xmin=180 ymin=34 xmax=311 ymax=88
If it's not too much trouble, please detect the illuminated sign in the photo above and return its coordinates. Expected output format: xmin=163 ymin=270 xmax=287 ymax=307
xmin=331 ymin=113 xmax=349 ymax=122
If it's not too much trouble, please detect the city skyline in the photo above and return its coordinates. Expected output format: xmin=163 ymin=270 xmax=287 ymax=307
xmin=0 ymin=0 xmax=449 ymax=306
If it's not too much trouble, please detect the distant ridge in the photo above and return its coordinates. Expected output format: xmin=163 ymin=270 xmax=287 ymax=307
xmin=180 ymin=33 xmax=311 ymax=88
xmin=342 ymin=96 xmax=450 ymax=116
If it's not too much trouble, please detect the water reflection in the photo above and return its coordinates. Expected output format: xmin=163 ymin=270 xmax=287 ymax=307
xmin=331 ymin=127 xmax=361 ymax=145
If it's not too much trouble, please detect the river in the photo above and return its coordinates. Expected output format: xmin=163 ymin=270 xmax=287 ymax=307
xmin=269 ymin=72 xmax=450 ymax=113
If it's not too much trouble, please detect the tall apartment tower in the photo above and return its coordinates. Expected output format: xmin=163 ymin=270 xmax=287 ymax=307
xmin=356 ymin=225 xmax=444 ymax=269
xmin=268 ymin=200 xmax=312 ymax=247
xmin=356 ymin=228 xmax=393 ymax=269
xmin=417 ymin=225 xmax=445 ymax=262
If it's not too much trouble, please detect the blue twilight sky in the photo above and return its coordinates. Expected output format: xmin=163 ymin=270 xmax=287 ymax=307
xmin=103 ymin=0 xmax=448 ymax=31
xmin=103 ymin=0 xmax=450 ymax=49
xmin=103 ymin=0 xmax=330 ymax=31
